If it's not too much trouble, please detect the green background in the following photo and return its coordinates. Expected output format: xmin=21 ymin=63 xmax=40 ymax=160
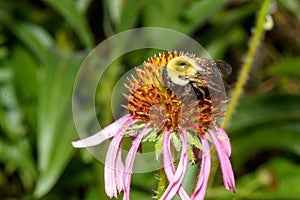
xmin=0 ymin=0 xmax=299 ymax=199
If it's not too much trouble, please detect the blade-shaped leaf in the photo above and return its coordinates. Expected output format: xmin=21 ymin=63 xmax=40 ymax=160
xmin=8 ymin=21 xmax=56 ymax=62
xmin=227 ymin=94 xmax=300 ymax=133
xmin=181 ymin=0 xmax=232 ymax=34
xmin=45 ymin=0 xmax=93 ymax=49
xmin=231 ymin=122 xmax=300 ymax=171
xmin=227 ymin=94 xmax=300 ymax=170
xmin=268 ymin=57 xmax=300 ymax=77
xmin=34 ymin=52 xmax=85 ymax=198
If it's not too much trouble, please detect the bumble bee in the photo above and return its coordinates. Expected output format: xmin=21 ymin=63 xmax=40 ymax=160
xmin=162 ymin=55 xmax=231 ymax=100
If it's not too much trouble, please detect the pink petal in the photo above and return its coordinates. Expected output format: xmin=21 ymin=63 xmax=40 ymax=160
xmin=115 ymin=147 xmax=124 ymax=193
xmin=191 ymin=136 xmax=211 ymax=200
xmin=72 ymin=114 xmax=132 ymax=148
xmin=104 ymin=118 xmax=135 ymax=198
xmin=162 ymin=129 xmax=190 ymax=200
xmin=216 ymin=126 xmax=231 ymax=156
xmin=160 ymin=128 xmax=189 ymax=200
xmin=105 ymin=134 xmax=124 ymax=198
xmin=209 ymin=129 xmax=236 ymax=192
xmin=123 ymin=123 xmax=152 ymax=200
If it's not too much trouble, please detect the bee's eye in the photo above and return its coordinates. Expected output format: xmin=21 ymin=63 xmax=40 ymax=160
xmin=178 ymin=62 xmax=186 ymax=68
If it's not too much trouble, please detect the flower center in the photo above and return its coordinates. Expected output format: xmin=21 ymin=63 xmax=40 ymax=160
xmin=123 ymin=51 xmax=226 ymax=132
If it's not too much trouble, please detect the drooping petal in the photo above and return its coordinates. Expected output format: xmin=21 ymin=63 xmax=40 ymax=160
xmin=162 ymin=129 xmax=190 ymax=200
xmin=72 ymin=114 xmax=133 ymax=148
xmin=115 ymin=146 xmax=124 ymax=193
xmin=216 ymin=126 xmax=231 ymax=156
xmin=160 ymin=128 xmax=189 ymax=200
xmin=209 ymin=129 xmax=236 ymax=192
xmin=105 ymin=134 xmax=124 ymax=198
xmin=104 ymin=118 xmax=135 ymax=198
xmin=191 ymin=136 xmax=211 ymax=200
xmin=123 ymin=123 xmax=152 ymax=200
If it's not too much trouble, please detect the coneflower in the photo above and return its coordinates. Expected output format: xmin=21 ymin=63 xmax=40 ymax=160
xmin=72 ymin=51 xmax=236 ymax=200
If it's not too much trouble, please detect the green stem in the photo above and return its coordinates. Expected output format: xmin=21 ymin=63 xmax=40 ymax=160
xmin=207 ymin=148 xmax=218 ymax=188
xmin=156 ymin=168 xmax=168 ymax=199
xmin=223 ymin=0 xmax=272 ymax=129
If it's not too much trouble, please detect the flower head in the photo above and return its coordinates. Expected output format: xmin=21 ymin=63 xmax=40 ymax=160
xmin=72 ymin=51 xmax=236 ymax=199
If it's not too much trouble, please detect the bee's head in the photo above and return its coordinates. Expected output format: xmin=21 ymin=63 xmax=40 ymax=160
xmin=165 ymin=56 xmax=198 ymax=86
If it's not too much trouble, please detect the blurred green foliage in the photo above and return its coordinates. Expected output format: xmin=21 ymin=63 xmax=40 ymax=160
xmin=0 ymin=0 xmax=299 ymax=199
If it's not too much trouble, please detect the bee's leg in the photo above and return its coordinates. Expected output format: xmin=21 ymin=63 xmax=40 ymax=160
xmin=198 ymin=87 xmax=211 ymax=103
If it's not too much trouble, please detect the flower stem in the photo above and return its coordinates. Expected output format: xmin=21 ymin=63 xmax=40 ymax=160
xmin=223 ymin=0 xmax=272 ymax=129
xmin=156 ymin=168 xmax=168 ymax=199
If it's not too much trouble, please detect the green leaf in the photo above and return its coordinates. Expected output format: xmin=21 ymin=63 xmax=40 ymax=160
xmin=0 ymin=65 xmax=24 ymax=139
xmin=0 ymin=139 xmax=37 ymax=184
xmin=181 ymin=0 xmax=232 ymax=34
xmin=11 ymin=46 xmax=38 ymax=130
xmin=268 ymin=57 xmax=300 ymax=77
xmin=45 ymin=0 xmax=93 ymax=49
xmin=227 ymin=94 xmax=300 ymax=171
xmin=212 ymin=2 xmax=257 ymax=25
xmin=115 ymin=0 xmax=145 ymax=33
xmin=12 ymin=46 xmax=38 ymax=103
xmin=34 ymin=119 xmax=77 ymax=198
xmin=228 ymin=94 xmax=300 ymax=132
xmin=259 ymin=158 xmax=300 ymax=198
xmin=277 ymin=0 xmax=300 ymax=20
xmin=206 ymin=26 xmax=246 ymax=58
xmin=231 ymin=122 xmax=300 ymax=171
xmin=235 ymin=158 xmax=300 ymax=199
xmin=8 ymin=21 xmax=56 ymax=62
xmin=34 ymin=52 xmax=85 ymax=198
xmin=142 ymin=0 xmax=184 ymax=30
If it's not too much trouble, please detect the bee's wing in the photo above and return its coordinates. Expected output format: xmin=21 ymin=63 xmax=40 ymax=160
xmin=194 ymin=58 xmax=232 ymax=76
xmin=193 ymin=58 xmax=231 ymax=98
xmin=214 ymin=60 xmax=232 ymax=76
